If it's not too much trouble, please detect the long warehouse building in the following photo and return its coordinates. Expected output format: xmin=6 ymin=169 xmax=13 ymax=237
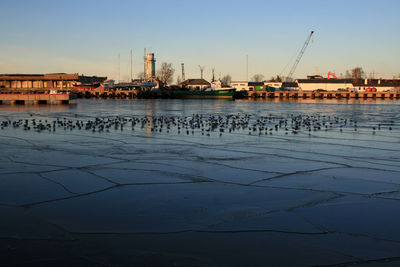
xmin=0 ymin=73 xmax=107 ymax=91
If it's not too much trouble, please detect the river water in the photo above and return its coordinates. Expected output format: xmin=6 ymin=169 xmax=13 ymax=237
xmin=1 ymin=99 xmax=400 ymax=266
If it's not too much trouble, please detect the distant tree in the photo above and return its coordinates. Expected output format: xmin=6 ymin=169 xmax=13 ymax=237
xmin=344 ymin=67 xmax=365 ymax=80
xmin=221 ymin=75 xmax=232 ymax=86
xmin=251 ymin=74 xmax=264 ymax=82
xmin=157 ymin=62 xmax=175 ymax=86
xmin=351 ymin=67 xmax=365 ymax=80
xmin=269 ymin=75 xmax=282 ymax=82
xmin=280 ymin=76 xmax=293 ymax=82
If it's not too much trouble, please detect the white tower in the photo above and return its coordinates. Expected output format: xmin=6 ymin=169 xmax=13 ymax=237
xmin=146 ymin=53 xmax=156 ymax=79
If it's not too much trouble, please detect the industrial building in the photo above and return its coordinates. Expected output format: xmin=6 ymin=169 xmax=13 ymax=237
xmin=230 ymin=81 xmax=297 ymax=91
xmin=264 ymin=82 xmax=283 ymax=89
xmin=230 ymin=82 xmax=264 ymax=91
xmin=0 ymin=74 xmax=107 ymax=91
xmin=232 ymin=77 xmax=400 ymax=92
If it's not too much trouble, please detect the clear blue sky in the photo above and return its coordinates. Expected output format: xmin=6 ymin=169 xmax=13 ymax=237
xmin=1 ymin=0 xmax=399 ymax=82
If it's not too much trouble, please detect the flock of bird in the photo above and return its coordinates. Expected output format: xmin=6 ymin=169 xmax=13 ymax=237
xmin=0 ymin=113 xmax=394 ymax=137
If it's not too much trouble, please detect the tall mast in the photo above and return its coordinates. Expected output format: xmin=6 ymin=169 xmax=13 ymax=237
xmin=130 ymin=50 xmax=133 ymax=82
xmin=198 ymin=65 xmax=205 ymax=79
xmin=143 ymin=48 xmax=146 ymax=80
xmin=118 ymin=53 xmax=120 ymax=83
xmin=246 ymin=55 xmax=248 ymax=82
xmin=181 ymin=63 xmax=185 ymax=81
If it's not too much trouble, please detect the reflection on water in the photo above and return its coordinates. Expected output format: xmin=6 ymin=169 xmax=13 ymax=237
xmin=238 ymin=97 xmax=400 ymax=104
xmin=1 ymin=98 xmax=399 ymax=113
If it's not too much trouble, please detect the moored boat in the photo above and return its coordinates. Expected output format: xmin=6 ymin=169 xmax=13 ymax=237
xmin=173 ymin=79 xmax=236 ymax=99
xmin=173 ymin=88 xmax=236 ymax=99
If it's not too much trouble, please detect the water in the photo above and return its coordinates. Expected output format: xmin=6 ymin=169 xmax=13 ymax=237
xmin=1 ymin=99 xmax=400 ymax=266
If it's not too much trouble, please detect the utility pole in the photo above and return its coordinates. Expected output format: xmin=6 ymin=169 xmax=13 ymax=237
xmin=181 ymin=63 xmax=185 ymax=82
xmin=246 ymin=55 xmax=248 ymax=82
xmin=130 ymin=50 xmax=133 ymax=82
xmin=143 ymin=48 xmax=146 ymax=80
xmin=198 ymin=65 xmax=205 ymax=79
xmin=118 ymin=53 xmax=120 ymax=83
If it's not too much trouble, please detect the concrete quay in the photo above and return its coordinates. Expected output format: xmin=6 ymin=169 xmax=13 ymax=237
xmin=76 ymin=89 xmax=400 ymax=100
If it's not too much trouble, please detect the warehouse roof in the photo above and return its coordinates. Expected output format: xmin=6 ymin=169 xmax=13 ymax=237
xmin=0 ymin=73 xmax=107 ymax=82
xmin=181 ymin=79 xmax=211 ymax=86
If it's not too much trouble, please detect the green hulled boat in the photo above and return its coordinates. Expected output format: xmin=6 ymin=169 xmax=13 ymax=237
xmin=173 ymin=88 xmax=236 ymax=99
xmin=173 ymin=79 xmax=236 ymax=99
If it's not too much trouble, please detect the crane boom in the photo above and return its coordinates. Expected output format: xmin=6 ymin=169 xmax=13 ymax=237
xmin=286 ymin=31 xmax=314 ymax=82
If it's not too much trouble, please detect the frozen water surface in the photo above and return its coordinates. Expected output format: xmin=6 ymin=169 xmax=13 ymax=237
xmin=0 ymin=99 xmax=399 ymax=266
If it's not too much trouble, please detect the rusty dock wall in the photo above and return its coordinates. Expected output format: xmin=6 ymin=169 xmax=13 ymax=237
xmin=0 ymin=93 xmax=76 ymax=104
xmin=247 ymin=91 xmax=400 ymax=99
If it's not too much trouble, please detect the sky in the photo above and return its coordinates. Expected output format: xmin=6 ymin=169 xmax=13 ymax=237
xmin=0 ymin=0 xmax=399 ymax=82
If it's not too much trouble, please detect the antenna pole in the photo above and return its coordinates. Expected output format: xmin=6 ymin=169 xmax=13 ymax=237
xmin=181 ymin=63 xmax=185 ymax=81
xmin=118 ymin=53 xmax=120 ymax=83
xmin=144 ymin=48 xmax=146 ymax=80
xmin=198 ymin=65 xmax=205 ymax=79
xmin=246 ymin=55 xmax=248 ymax=82
xmin=130 ymin=50 xmax=133 ymax=82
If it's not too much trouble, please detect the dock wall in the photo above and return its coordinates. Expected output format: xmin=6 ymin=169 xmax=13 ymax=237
xmin=0 ymin=93 xmax=76 ymax=104
xmin=247 ymin=90 xmax=400 ymax=99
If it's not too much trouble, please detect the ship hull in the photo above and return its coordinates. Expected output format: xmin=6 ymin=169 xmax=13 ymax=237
xmin=173 ymin=89 xmax=236 ymax=99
